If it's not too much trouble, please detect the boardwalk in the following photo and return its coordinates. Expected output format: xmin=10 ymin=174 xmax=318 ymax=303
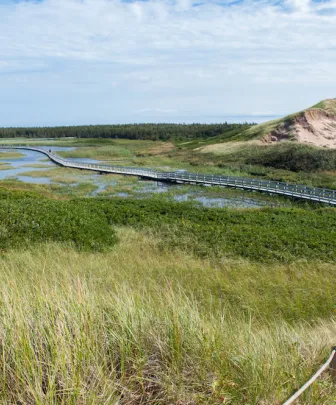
xmin=2 ymin=145 xmax=336 ymax=205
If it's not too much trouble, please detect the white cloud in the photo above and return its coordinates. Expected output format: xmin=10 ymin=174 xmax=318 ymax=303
xmin=0 ymin=0 xmax=335 ymax=125
xmin=285 ymin=0 xmax=311 ymax=12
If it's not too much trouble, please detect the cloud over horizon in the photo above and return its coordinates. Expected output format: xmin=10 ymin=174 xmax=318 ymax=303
xmin=0 ymin=0 xmax=335 ymax=126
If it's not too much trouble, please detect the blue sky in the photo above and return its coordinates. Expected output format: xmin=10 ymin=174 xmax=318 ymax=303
xmin=0 ymin=0 xmax=335 ymax=126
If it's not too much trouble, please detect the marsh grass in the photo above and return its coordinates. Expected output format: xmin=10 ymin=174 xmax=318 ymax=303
xmin=2 ymin=137 xmax=336 ymax=189
xmin=0 ymin=229 xmax=335 ymax=404
xmin=0 ymin=162 xmax=12 ymax=170
xmin=0 ymin=151 xmax=25 ymax=159
xmin=20 ymin=169 xmax=137 ymax=190
xmin=22 ymin=163 xmax=53 ymax=169
xmin=0 ymin=137 xmax=160 ymax=149
xmin=5 ymin=137 xmax=336 ymax=189
xmin=20 ymin=167 xmax=89 ymax=179
xmin=59 ymin=145 xmax=133 ymax=160
xmin=0 ymin=181 xmax=99 ymax=199
xmin=20 ymin=168 xmax=98 ymax=186
xmin=54 ymin=182 xmax=99 ymax=196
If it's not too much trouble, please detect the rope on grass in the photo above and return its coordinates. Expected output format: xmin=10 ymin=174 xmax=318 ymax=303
xmin=282 ymin=348 xmax=336 ymax=405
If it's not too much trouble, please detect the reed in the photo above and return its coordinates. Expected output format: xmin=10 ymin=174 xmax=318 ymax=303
xmin=0 ymin=228 xmax=335 ymax=404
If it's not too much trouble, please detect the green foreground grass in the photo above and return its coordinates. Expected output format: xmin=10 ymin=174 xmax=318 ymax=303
xmin=0 ymin=230 xmax=336 ymax=404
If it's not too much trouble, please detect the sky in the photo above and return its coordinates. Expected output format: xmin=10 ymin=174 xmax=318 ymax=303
xmin=0 ymin=0 xmax=335 ymax=126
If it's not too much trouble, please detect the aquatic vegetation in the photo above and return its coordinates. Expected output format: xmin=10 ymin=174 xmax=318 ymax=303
xmin=22 ymin=163 xmax=53 ymax=169
xmin=0 ymin=151 xmax=24 ymax=159
xmin=59 ymin=145 xmax=133 ymax=160
xmin=0 ymin=162 xmax=12 ymax=170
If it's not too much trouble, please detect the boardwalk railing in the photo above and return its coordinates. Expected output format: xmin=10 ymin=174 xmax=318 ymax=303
xmin=282 ymin=347 xmax=336 ymax=404
xmin=2 ymin=145 xmax=336 ymax=206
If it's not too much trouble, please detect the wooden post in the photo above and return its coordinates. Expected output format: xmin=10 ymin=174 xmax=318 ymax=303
xmin=329 ymin=347 xmax=336 ymax=383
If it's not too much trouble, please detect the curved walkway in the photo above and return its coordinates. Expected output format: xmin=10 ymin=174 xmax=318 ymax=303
xmin=1 ymin=145 xmax=336 ymax=205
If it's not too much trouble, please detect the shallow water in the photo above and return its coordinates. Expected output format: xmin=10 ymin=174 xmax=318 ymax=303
xmin=134 ymin=181 xmax=268 ymax=208
xmin=0 ymin=149 xmax=55 ymax=181
xmin=175 ymin=194 xmax=265 ymax=208
xmin=0 ymin=148 xmax=282 ymax=208
xmin=17 ymin=176 xmax=52 ymax=184
xmin=37 ymin=146 xmax=76 ymax=153
xmin=70 ymin=158 xmax=102 ymax=165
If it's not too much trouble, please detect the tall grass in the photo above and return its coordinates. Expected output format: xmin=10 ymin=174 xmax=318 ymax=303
xmin=0 ymin=228 xmax=335 ymax=404
xmin=59 ymin=146 xmax=133 ymax=160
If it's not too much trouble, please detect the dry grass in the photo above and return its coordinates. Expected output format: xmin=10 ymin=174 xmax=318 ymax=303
xmin=312 ymin=99 xmax=336 ymax=115
xmin=0 ymin=228 xmax=335 ymax=404
xmin=147 ymin=142 xmax=175 ymax=155
xmin=198 ymin=140 xmax=262 ymax=155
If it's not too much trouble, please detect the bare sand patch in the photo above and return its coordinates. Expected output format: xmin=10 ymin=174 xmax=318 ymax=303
xmin=294 ymin=110 xmax=336 ymax=148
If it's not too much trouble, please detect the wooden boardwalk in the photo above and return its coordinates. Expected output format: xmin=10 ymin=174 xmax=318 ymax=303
xmin=2 ymin=145 xmax=336 ymax=205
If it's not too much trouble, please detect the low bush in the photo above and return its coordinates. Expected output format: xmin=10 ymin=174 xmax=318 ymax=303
xmin=0 ymin=197 xmax=117 ymax=251
xmin=91 ymin=198 xmax=336 ymax=262
xmin=1 ymin=190 xmax=335 ymax=262
xmin=245 ymin=143 xmax=336 ymax=172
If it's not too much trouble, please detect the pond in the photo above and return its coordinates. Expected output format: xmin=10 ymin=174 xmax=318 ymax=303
xmin=0 ymin=149 xmax=55 ymax=182
xmin=0 ymin=148 xmax=287 ymax=208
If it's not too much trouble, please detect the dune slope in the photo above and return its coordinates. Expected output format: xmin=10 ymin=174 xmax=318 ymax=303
xmin=241 ymin=99 xmax=336 ymax=148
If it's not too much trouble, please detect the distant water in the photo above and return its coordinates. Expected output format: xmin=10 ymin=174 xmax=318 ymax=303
xmin=133 ymin=115 xmax=281 ymax=125
xmin=221 ymin=115 xmax=281 ymax=124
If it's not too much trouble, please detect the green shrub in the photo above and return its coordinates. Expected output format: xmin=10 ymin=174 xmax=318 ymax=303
xmin=89 ymin=198 xmax=336 ymax=262
xmin=1 ymin=191 xmax=336 ymax=262
xmin=246 ymin=143 xmax=336 ymax=172
xmin=0 ymin=198 xmax=117 ymax=251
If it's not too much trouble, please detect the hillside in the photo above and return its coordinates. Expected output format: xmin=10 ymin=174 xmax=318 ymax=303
xmin=240 ymin=98 xmax=336 ymax=148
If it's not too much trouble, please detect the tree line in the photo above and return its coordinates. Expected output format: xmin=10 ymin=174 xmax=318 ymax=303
xmin=0 ymin=123 xmax=253 ymax=141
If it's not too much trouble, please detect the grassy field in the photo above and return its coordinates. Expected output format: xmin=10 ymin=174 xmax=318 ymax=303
xmin=0 ymin=229 xmax=336 ymax=404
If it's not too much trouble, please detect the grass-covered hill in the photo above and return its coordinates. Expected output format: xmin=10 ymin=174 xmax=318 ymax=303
xmin=193 ymin=99 xmax=336 ymax=183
